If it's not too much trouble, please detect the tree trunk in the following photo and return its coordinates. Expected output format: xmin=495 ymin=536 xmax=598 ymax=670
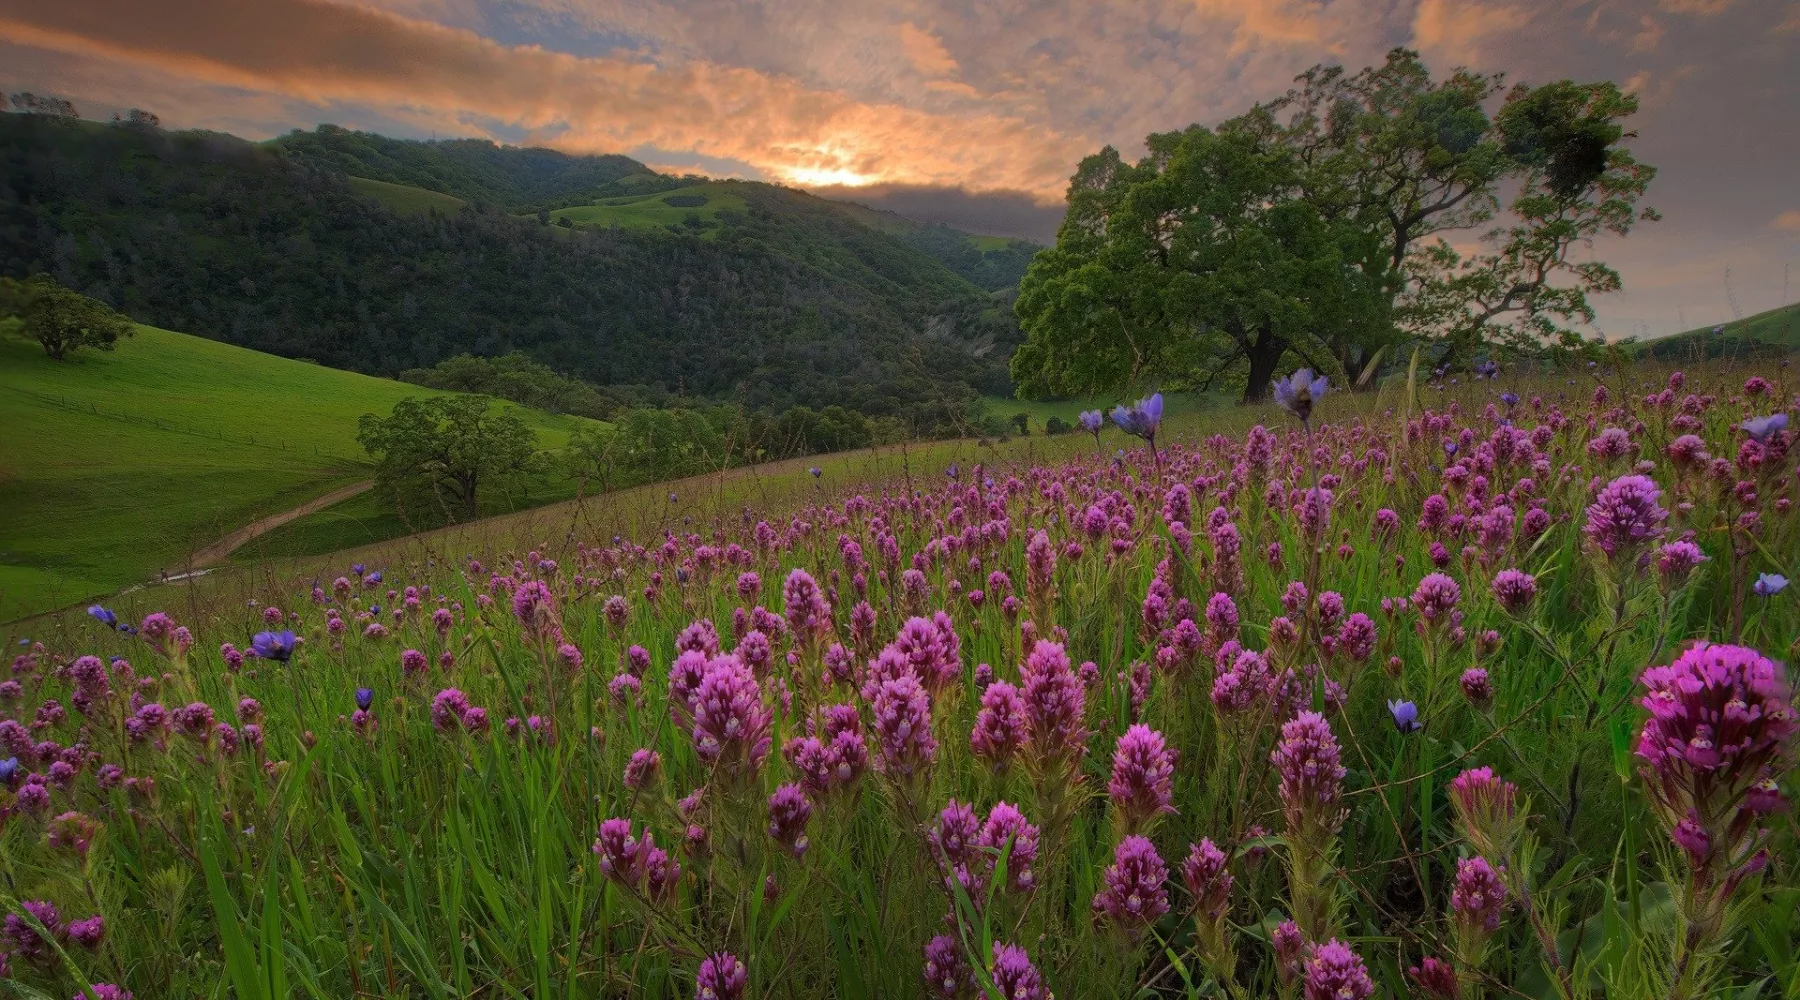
xmin=1242 ymin=327 xmax=1287 ymax=402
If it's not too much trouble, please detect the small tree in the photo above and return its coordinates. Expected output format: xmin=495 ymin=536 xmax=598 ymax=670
xmin=1011 ymin=412 xmax=1031 ymax=435
xmin=357 ymin=396 xmax=540 ymax=523
xmin=1 ymin=276 xmax=136 ymax=360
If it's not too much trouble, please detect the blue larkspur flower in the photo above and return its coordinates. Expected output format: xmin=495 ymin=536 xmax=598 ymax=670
xmin=1389 ymin=700 xmax=1421 ymax=734
xmin=1753 ymin=573 xmax=1789 ymax=597
xmin=1273 ymin=369 xmax=1329 ymax=422
xmin=250 ymin=630 xmax=298 ymax=663
xmin=355 ymin=688 xmax=374 ymax=711
xmin=87 ymin=605 xmax=119 ymax=629
xmin=1078 ymin=409 xmax=1104 ymax=434
xmin=1110 ymin=393 xmax=1164 ymax=442
xmin=1741 ymin=413 xmax=1789 ymax=443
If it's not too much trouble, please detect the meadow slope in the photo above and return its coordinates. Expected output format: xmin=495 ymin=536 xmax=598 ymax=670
xmin=0 ymin=323 xmax=599 ymax=620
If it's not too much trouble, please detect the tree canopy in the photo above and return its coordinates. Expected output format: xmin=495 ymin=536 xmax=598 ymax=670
xmin=357 ymin=396 xmax=541 ymax=524
xmin=1013 ymin=49 xmax=1656 ymax=402
xmin=0 ymin=274 xmax=136 ymax=360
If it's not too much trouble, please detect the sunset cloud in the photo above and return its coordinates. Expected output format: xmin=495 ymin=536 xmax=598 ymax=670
xmin=0 ymin=0 xmax=1794 ymax=335
xmin=0 ymin=0 xmax=1086 ymax=196
xmin=1411 ymin=0 xmax=1530 ymax=64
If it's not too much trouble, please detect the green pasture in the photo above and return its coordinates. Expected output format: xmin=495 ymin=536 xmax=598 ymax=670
xmin=0 ymin=323 xmax=598 ymax=621
xmin=347 ymin=175 xmax=468 ymax=217
xmin=547 ymin=183 xmax=751 ymax=234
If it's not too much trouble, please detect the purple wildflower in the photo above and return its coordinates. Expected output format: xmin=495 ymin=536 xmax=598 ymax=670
xmin=871 ymin=673 xmax=936 ymax=779
xmin=694 ymin=951 xmax=747 ymax=1000
xmin=766 ymin=783 xmax=813 ymax=857
xmin=690 ymin=655 xmax=773 ymax=775
xmin=1092 ymin=835 xmax=1170 ymax=933
xmin=989 ymin=943 xmax=1050 ymax=1000
xmin=1584 ymin=474 xmax=1669 ymax=561
xmin=1107 ymin=724 xmax=1176 ymax=831
xmin=1302 ymin=939 xmax=1375 ymax=1000
xmin=1272 ymin=712 xmax=1346 ymax=837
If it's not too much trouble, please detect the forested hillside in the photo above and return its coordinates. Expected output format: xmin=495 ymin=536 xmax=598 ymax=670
xmin=0 ymin=114 xmax=1029 ymax=432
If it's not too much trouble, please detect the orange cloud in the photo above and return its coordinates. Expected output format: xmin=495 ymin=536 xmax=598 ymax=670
xmin=1411 ymin=0 xmax=1530 ymax=65
xmin=897 ymin=23 xmax=959 ymax=78
xmin=0 ymin=0 xmax=1084 ymax=198
xmin=1192 ymin=0 xmax=1331 ymax=50
xmin=1772 ymin=210 xmax=1800 ymax=232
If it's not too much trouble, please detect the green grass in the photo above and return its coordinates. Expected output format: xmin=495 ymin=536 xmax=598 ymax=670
xmin=346 ymin=176 xmax=468 ymax=217
xmin=0 ymin=323 xmax=598 ymax=621
xmin=547 ymin=182 xmax=751 ymax=235
xmin=1633 ymin=301 xmax=1800 ymax=359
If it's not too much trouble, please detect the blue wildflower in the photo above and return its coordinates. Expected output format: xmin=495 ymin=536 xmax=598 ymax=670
xmin=1273 ymin=369 xmax=1328 ymax=423
xmin=1078 ymin=409 xmax=1104 ymax=434
xmin=1111 ymin=393 xmax=1164 ymax=443
xmin=87 ymin=605 xmax=119 ymax=629
xmin=0 ymin=757 xmax=18 ymax=786
xmin=250 ymin=630 xmax=298 ymax=663
xmin=355 ymin=688 xmax=374 ymax=711
xmin=809 ymin=467 xmax=822 ymax=478
xmin=1389 ymin=700 xmax=1421 ymax=734
xmin=1753 ymin=573 xmax=1789 ymax=597
xmin=1500 ymin=392 xmax=1520 ymax=407
xmin=1741 ymin=413 xmax=1789 ymax=443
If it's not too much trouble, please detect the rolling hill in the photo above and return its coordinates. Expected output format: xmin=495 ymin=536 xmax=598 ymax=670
xmin=0 ymin=320 xmax=600 ymax=621
xmin=0 ymin=113 xmax=1025 ymax=429
xmin=1631 ymin=301 xmax=1800 ymax=361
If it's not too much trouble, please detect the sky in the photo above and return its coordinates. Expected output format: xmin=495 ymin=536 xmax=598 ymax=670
xmin=0 ymin=0 xmax=1795 ymax=340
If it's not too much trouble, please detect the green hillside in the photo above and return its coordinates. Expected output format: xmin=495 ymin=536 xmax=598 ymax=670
xmin=272 ymin=124 xmax=655 ymax=208
xmin=547 ymin=182 xmax=752 ymax=235
xmin=347 ymin=175 xmax=466 ymax=216
xmin=0 ymin=322 xmax=599 ymax=621
xmin=1633 ymin=301 xmax=1800 ymax=361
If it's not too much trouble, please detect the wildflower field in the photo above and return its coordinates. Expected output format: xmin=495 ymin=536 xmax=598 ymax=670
xmin=2 ymin=359 xmax=1796 ymax=1000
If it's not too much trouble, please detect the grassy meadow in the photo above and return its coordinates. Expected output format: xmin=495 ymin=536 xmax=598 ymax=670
xmin=0 ymin=323 xmax=601 ymax=621
xmin=548 ymin=183 xmax=752 ymax=234
xmin=4 ymin=353 xmax=1795 ymax=1000
xmin=346 ymin=176 xmax=468 ymax=217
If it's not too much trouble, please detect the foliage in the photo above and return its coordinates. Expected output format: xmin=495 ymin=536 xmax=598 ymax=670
xmin=1014 ymin=50 xmax=1657 ymax=402
xmin=1013 ymin=124 xmax=1389 ymax=402
xmin=1260 ymin=50 xmax=1657 ymax=361
xmin=0 ymin=274 xmax=135 ymax=360
xmin=400 ymin=352 xmax=619 ymax=420
xmin=357 ymin=395 xmax=543 ymax=524
xmin=4 ymin=357 xmax=1794 ymax=1000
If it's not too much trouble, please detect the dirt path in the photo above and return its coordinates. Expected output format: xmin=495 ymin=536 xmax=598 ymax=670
xmin=189 ymin=480 xmax=374 ymax=567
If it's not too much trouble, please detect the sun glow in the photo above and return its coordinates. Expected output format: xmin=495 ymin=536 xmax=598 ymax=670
xmin=774 ymin=164 xmax=876 ymax=187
